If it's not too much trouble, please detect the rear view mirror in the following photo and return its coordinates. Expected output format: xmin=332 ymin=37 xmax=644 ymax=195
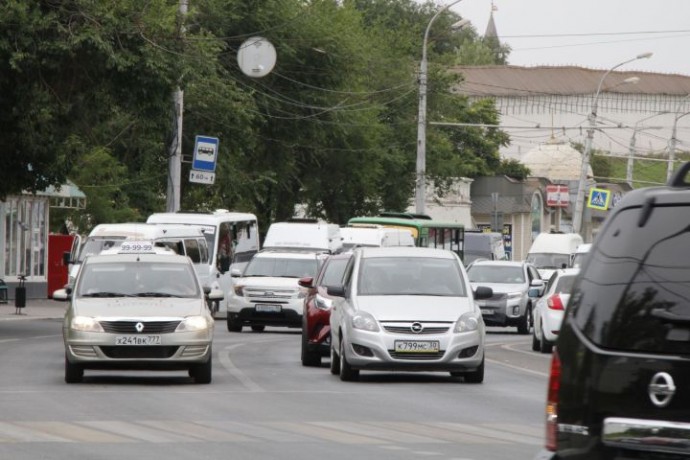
xmin=473 ymin=286 xmax=493 ymax=300
xmin=326 ymin=285 xmax=346 ymax=297
xmin=230 ymin=268 xmax=242 ymax=278
xmin=298 ymin=276 xmax=314 ymax=289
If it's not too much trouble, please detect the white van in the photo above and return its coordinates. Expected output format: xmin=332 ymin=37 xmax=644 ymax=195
xmin=463 ymin=232 xmax=507 ymax=266
xmin=570 ymin=243 xmax=592 ymax=268
xmin=525 ymin=232 xmax=584 ymax=279
xmin=339 ymin=226 xmax=415 ymax=250
xmin=263 ymin=221 xmax=342 ymax=254
xmin=65 ymin=223 xmax=211 ymax=291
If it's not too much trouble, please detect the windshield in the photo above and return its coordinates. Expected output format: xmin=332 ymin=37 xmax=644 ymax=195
xmin=77 ymin=237 xmax=127 ymax=262
xmin=77 ymin=261 xmax=200 ymax=298
xmin=244 ymin=257 xmax=318 ymax=278
xmin=525 ymin=253 xmax=570 ymax=270
xmin=357 ymin=256 xmax=466 ymax=296
xmin=467 ymin=265 xmax=525 ymax=284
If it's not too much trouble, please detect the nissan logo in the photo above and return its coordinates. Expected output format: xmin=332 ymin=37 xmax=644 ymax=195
xmin=135 ymin=322 xmax=145 ymax=333
xmin=410 ymin=322 xmax=423 ymax=334
xmin=649 ymin=372 xmax=676 ymax=408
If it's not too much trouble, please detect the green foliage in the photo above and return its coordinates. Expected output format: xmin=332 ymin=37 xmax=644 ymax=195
xmin=496 ymin=158 xmax=531 ymax=181
xmin=3 ymin=0 xmax=511 ymax=230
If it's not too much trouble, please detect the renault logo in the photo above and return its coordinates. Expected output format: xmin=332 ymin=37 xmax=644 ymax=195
xmin=135 ymin=322 xmax=145 ymax=333
xmin=410 ymin=322 xmax=423 ymax=334
xmin=649 ymin=372 xmax=676 ymax=408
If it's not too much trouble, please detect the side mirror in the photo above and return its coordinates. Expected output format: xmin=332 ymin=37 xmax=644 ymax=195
xmin=219 ymin=255 xmax=231 ymax=274
xmin=326 ymin=285 xmax=346 ymax=297
xmin=206 ymin=288 xmax=224 ymax=301
xmin=230 ymin=268 xmax=242 ymax=278
xmin=473 ymin=286 xmax=493 ymax=300
xmin=53 ymin=288 xmax=71 ymax=301
xmin=298 ymin=276 xmax=314 ymax=289
xmin=528 ymin=288 xmax=541 ymax=298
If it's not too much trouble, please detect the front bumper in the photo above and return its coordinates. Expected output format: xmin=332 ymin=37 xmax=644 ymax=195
xmin=228 ymin=296 xmax=303 ymax=328
xmin=478 ymin=297 xmax=525 ymax=327
xmin=341 ymin=325 xmax=484 ymax=372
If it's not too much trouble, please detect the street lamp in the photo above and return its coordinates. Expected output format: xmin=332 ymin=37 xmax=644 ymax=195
xmin=415 ymin=0 xmax=463 ymax=215
xmin=571 ymin=52 xmax=652 ymax=236
xmin=667 ymin=94 xmax=690 ymax=181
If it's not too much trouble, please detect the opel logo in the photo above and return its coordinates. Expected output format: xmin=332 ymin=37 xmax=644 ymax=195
xmin=135 ymin=322 xmax=145 ymax=333
xmin=649 ymin=372 xmax=676 ymax=408
xmin=410 ymin=322 xmax=423 ymax=334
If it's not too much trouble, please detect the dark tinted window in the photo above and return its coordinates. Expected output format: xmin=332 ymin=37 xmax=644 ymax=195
xmin=570 ymin=205 xmax=690 ymax=354
xmin=320 ymin=258 xmax=350 ymax=287
xmin=554 ymin=274 xmax=576 ymax=293
xmin=184 ymin=238 xmax=200 ymax=263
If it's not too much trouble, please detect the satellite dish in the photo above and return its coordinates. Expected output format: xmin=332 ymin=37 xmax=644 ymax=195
xmin=237 ymin=37 xmax=277 ymax=78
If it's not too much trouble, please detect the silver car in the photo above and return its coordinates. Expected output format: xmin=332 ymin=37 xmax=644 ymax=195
xmin=55 ymin=248 xmax=222 ymax=384
xmin=328 ymin=247 xmax=491 ymax=383
xmin=466 ymin=260 xmax=544 ymax=334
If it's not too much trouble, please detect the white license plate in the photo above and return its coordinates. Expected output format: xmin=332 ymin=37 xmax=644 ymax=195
xmin=394 ymin=340 xmax=440 ymax=353
xmin=255 ymin=304 xmax=282 ymax=313
xmin=481 ymin=308 xmax=494 ymax=315
xmin=115 ymin=335 xmax=161 ymax=345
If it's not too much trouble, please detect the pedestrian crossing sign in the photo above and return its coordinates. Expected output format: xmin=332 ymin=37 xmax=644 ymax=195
xmin=588 ymin=187 xmax=611 ymax=210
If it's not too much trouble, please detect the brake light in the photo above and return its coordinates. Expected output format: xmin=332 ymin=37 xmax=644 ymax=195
xmin=545 ymin=350 xmax=561 ymax=451
xmin=547 ymin=294 xmax=564 ymax=310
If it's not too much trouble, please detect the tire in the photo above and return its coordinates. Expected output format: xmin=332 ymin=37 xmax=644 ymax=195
xmin=192 ymin=354 xmax=212 ymax=384
xmin=517 ymin=306 xmax=532 ymax=335
xmin=539 ymin=320 xmax=554 ymax=354
xmin=329 ymin=343 xmax=340 ymax=375
xmin=64 ymin=356 xmax=83 ymax=384
xmin=532 ymin=327 xmax=540 ymax=351
xmin=251 ymin=325 xmax=265 ymax=332
xmin=227 ymin=316 xmax=242 ymax=332
xmin=301 ymin=327 xmax=321 ymax=367
xmin=463 ymin=357 xmax=485 ymax=384
xmin=339 ymin=339 xmax=359 ymax=382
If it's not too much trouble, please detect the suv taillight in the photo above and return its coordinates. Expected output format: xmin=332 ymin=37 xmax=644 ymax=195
xmin=547 ymin=294 xmax=564 ymax=310
xmin=546 ymin=350 xmax=561 ymax=451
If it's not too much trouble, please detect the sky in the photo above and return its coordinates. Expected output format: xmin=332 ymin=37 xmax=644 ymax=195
xmin=448 ymin=0 xmax=690 ymax=76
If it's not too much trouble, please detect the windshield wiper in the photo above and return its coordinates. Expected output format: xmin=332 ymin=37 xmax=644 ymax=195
xmin=134 ymin=292 xmax=184 ymax=298
xmin=81 ymin=292 xmax=133 ymax=298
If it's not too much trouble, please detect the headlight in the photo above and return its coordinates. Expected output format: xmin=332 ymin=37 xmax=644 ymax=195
xmin=314 ymin=294 xmax=333 ymax=310
xmin=233 ymin=285 xmax=244 ymax=296
xmin=351 ymin=311 xmax=380 ymax=332
xmin=70 ymin=316 xmax=104 ymax=332
xmin=176 ymin=316 xmax=210 ymax=332
xmin=454 ymin=312 xmax=482 ymax=333
xmin=507 ymin=291 xmax=523 ymax=299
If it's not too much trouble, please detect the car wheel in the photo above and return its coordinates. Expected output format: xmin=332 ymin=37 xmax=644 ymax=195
xmin=301 ymin=327 xmax=321 ymax=367
xmin=539 ymin=321 xmax=554 ymax=354
xmin=226 ymin=316 xmax=242 ymax=332
xmin=64 ymin=356 xmax=83 ymax=384
xmin=251 ymin=325 xmax=265 ymax=332
xmin=339 ymin=339 xmax=359 ymax=382
xmin=329 ymin=343 xmax=340 ymax=375
xmin=463 ymin=357 xmax=485 ymax=384
xmin=191 ymin=353 xmax=212 ymax=384
xmin=517 ymin=306 xmax=532 ymax=335
xmin=531 ymin=324 xmax=540 ymax=351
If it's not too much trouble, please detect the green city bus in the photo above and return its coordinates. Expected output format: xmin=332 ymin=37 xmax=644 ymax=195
xmin=347 ymin=213 xmax=464 ymax=260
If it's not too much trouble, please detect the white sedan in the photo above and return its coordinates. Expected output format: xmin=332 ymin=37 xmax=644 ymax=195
xmin=328 ymin=247 xmax=492 ymax=383
xmin=532 ymin=267 xmax=580 ymax=353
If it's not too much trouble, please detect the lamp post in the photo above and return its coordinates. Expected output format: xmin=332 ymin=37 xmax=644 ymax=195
xmin=627 ymin=112 xmax=668 ymax=186
xmin=415 ymin=0 xmax=463 ymax=215
xmin=667 ymin=94 xmax=690 ymax=181
xmin=572 ymin=52 xmax=652 ymax=235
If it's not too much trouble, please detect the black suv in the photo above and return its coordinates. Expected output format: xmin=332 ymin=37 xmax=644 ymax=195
xmin=536 ymin=163 xmax=690 ymax=459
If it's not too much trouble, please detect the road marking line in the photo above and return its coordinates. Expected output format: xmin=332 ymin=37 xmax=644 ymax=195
xmin=262 ymin=421 xmax=383 ymax=444
xmin=17 ymin=421 xmax=132 ymax=443
xmin=218 ymin=344 xmax=264 ymax=392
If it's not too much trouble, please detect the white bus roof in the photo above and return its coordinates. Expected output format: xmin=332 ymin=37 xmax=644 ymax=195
xmin=147 ymin=211 xmax=258 ymax=227
xmin=88 ymin=223 xmax=204 ymax=239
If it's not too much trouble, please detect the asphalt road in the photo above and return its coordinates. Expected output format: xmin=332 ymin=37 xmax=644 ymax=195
xmin=0 ymin=319 xmax=552 ymax=460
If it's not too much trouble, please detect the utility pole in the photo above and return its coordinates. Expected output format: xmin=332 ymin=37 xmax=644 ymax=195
xmin=166 ymin=0 xmax=188 ymax=213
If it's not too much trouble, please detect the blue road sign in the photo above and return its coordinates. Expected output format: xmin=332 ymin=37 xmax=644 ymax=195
xmin=588 ymin=188 xmax=611 ymax=211
xmin=192 ymin=136 xmax=219 ymax=172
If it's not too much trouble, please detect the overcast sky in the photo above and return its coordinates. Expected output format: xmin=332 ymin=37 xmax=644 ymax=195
xmin=448 ymin=0 xmax=690 ymax=76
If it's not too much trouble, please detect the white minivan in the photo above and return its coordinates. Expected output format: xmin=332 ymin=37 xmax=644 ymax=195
xmin=339 ymin=226 xmax=415 ymax=250
xmin=525 ymin=232 xmax=584 ymax=279
xmin=64 ymin=223 xmax=211 ymax=292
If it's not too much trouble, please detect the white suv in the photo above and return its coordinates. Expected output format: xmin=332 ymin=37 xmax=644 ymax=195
xmin=226 ymin=250 xmax=323 ymax=332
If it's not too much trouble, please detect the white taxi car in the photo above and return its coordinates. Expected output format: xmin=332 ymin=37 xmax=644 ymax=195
xmin=55 ymin=241 xmax=223 ymax=384
xmin=328 ymin=247 xmax=492 ymax=382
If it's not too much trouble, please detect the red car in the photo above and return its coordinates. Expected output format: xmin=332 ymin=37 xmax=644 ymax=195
xmin=298 ymin=252 xmax=352 ymax=367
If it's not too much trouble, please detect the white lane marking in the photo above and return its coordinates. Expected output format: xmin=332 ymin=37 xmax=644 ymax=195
xmin=218 ymin=343 xmax=264 ymax=392
xmin=16 ymin=421 xmax=132 ymax=443
xmin=485 ymin=357 xmax=548 ymax=378
xmin=312 ymin=421 xmax=444 ymax=444
xmin=435 ymin=422 xmax=543 ymax=446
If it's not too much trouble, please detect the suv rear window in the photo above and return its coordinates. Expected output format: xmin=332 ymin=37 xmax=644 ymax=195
xmin=570 ymin=205 xmax=690 ymax=355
